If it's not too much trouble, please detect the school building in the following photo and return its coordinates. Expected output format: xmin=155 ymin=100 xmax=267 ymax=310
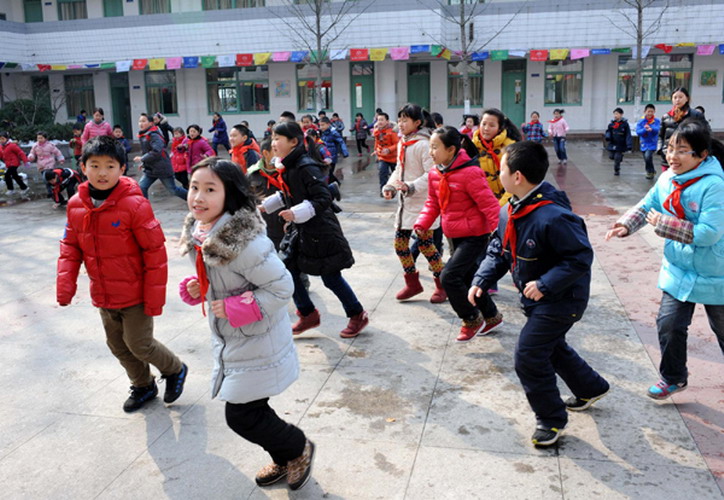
xmin=1 ymin=0 xmax=723 ymax=138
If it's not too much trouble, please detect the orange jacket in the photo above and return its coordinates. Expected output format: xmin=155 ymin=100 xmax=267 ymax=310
xmin=231 ymin=138 xmax=261 ymax=174
xmin=373 ymin=125 xmax=399 ymax=164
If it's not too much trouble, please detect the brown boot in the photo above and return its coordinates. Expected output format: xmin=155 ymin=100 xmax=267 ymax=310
xmin=292 ymin=309 xmax=320 ymax=335
xmin=287 ymin=440 xmax=316 ymax=491
xmin=340 ymin=310 xmax=369 ymax=338
xmin=255 ymin=463 xmax=287 ymax=486
xmin=429 ymin=277 xmax=447 ymax=303
xmin=396 ymin=271 xmax=423 ymax=300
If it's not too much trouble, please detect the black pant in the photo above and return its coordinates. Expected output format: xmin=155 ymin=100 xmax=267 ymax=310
xmin=411 ymin=227 xmax=444 ymax=261
xmin=174 ymin=171 xmax=189 ymax=189
xmin=4 ymin=166 xmax=27 ymax=191
xmin=515 ymin=313 xmax=609 ymax=428
xmin=442 ymin=235 xmax=498 ymax=321
xmin=609 ymin=151 xmax=623 ymax=172
xmin=52 ymin=178 xmax=79 ymax=204
xmin=355 ymin=138 xmax=369 ymax=154
xmin=225 ymin=398 xmax=306 ymax=465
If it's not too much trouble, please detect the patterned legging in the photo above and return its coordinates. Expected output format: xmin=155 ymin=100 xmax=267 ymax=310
xmin=394 ymin=229 xmax=444 ymax=277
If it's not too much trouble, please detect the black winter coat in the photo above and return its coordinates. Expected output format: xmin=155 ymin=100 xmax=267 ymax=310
xmin=281 ymin=146 xmax=354 ymax=275
xmin=473 ymin=182 xmax=593 ymax=319
xmin=139 ymin=126 xmax=174 ymax=178
xmin=605 ymin=119 xmax=632 ymax=152
xmin=657 ymin=108 xmax=705 ymax=167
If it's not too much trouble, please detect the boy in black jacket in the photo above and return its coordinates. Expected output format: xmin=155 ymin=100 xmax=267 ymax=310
xmin=605 ymin=107 xmax=632 ymax=176
xmin=468 ymin=141 xmax=609 ymax=447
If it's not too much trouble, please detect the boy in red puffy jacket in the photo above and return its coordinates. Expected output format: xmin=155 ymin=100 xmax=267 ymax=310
xmin=56 ymin=136 xmax=188 ymax=413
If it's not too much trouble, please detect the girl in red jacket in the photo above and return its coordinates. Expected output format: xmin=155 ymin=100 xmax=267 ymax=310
xmin=171 ymin=127 xmax=189 ymax=189
xmin=414 ymin=126 xmax=504 ymax=342
xmin=0 ymin=132 xmax=29 ymax=194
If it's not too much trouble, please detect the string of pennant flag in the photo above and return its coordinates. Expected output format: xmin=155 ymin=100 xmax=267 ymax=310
xmin=1 ymin=43 xmax=722 ymax=72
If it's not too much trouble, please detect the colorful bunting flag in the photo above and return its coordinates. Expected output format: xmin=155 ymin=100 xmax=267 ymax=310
xmin=676 ymin=42 xmax=695 ymax=47
xmin=654 ymin=44 xmax=673 ymax=53
xmin=183 ymin=56 xmax=199 ymax=68
xmin=100 ymin=62 xmax=116 ymax=69
xmin=132 ymin=59 xmax=148 ymax=70
xmin=116 ymin=60 xmax=132 ymax=72
xmin=570 ymin=49 xmax=590 ymax=60
xmin=51 ymin=65 xmax=67 ymax=71
xmin=67 ymin=64 xmax=83 ymax=69
xmin=254 ymin=52 xmax=272 ymax=65
xmin=166 ymin=57 xmax=182 ymax=70
xmin=509 ymin=50 xmax=527 ymax=58
xmin=591 ymin=48 xmax=611 ymax=55
xmin=20 ymin=63 xmax=35 ymax=71
xmin=631 ymin=45 xmax=651 ymax=59
xmin=431 ymin=45 xmax=443 ymax=57
xmin=272 ymin=52 xmax=291 ymax=62
xmin=719 ymin=44 xmax=724 ymax=55
xmin=85 ymin=63 xmax=100 ymax=68
xmin=4 ymin=62 xmax=18 ymax=69
xmin=390 ymin=47 xmax=410 ymax=60
xmin=201 ymin=56 xmax=216 ymax=68
xmin=350 ymin=48 xmax=369 ymax=61
xmin=696 ymin=44 xmax=715 ymax=56
xmin=37 ymin=64 xmax=51 ymax=72
xmin=149 ymin=58 xmax=165 ymax=70
xmin=236 ymin=54 xmax=253 ymax=66
xmin=330 ymin=49 xmax=348 ymax=60
xmin=550 ymin=49 xmax=569 ymax=60
xmin=370 ymin=48 xmax=388 ymax=61
xmin=530 ymin=50 xmax=548 ymax=61
xmin=410 ymin=45 xmax=430 ymax=54
xmin=217 ymin=54 xmax=235 ymax=67
xmin=491 ymin=50 xmax=509 ymax=60
xmin=0 ymin=63 xmax=5 ymax=70
xmin=471 ymin=51 xmax=489 ymax=61
xmin=309 ymin=50 xmax=327 ymax=63
xmin=612 ymin=47 xmax=631 ymax=53
xmin=290 ymin=51 xmax=308 ymax=62
xmin=437 ymin=48 xmax=451 ymax=60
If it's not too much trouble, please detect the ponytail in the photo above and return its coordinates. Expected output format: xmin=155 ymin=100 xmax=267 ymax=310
xmin=433 ymin=126 xmax=480 ymax=160
xmin=304 ymin=133 xmax=324 ymax=164
xmin=398 ymin=103 xmax=435 ymax=131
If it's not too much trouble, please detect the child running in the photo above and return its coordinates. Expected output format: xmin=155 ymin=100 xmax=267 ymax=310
xmin=171 ymin=127 xmax=189 ymax=189
xmin=414 ymin=127 xmax=503 ymax=341
xmin=472 ymin=108 xmax=521 ymax=206
xmin=134 ymin=113 xmax=188 ymax=201
xmin=229 ymin=124 xmax=261 ymax=175
xmin=247 ymin=137 xmax=286 ymax=250
xmin=113 ymin=125 xmax=132 ymax=175
xmin=521 ymin=112 xmax=546 ymax=143
xmin=350 ymin=113 xmax=370 ymax=156
xmin=179 ymin=157 xmax=314 ymax=491
xmin=373 ymin=112 xmax=399 ymax=193
xmin=382 ymin=104 xmax=446 ymax=303
xmin=548 ymin=109 xmax=569 ymax=165
xmin=44 ymin=167 xmax=82 ymax=209
xmin=319 ymin=116 xmax=349 ymax=185
xmin=180 ymin=124 xmax=215 ymax=176
xmin=605 ymin=107 xmax=632 ymax=176
xmin=636 ymin=104 xmax=661 ymax=180
xmin=606 ymin=118 xmax=724 ymax=400
xmin=0 ymin=131 xmax=30 ymax=195
xmin=469 ymin=141 xmax=609 ymax=447
xmin=57 ymin=136 xmax=188 ymax=413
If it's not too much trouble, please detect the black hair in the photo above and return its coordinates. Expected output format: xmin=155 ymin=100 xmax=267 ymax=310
xmin=273 ymin=120 xmax=304 ymax=144
xmin=554 ymin=108 xmax=565 ymax=115
xmin=259 ymin=137 xmax=272 ymax=152
xmin=232 ymin=124 xmax=250 ymax=138
xmin=280 ymin=111 xmax=296 ymax=122
xmin=318 ymin=110 xmax=327 ymax=116
xmin=79 ymin=109 xmax=86 ymax=114
xmin=431 ymin=112 xmax=444 ymax=127
xmin=320 ymin=116 xmax=331 ymax=124
xmin=173 ymin=127 xmax=185 ymax=136
xmin=190 ymin=158 xmax=257 ymax=215
xmin=530 ymin=111 xmax=540 ymax=118
xmin=355 ymin=113 xmax=364 ymax=119
xmin=671 ymin=87 xmax=691 ymax=109
xmin=669 ymin=118 xmax=724 ymax=164
xmin=93 ymin=107 xmax=104 ymax=116
xmin=139 ymin=112 xmax=151 ymax=121
xmin=695 ymin=105 xmax=705 ymax=115
xmin=645 ymin=103 xmax=656 ymax=111
xmin=44 ymin=169 xmax=60 ymax=182
xmin=267 ymin=120 xmax=276 ymax=127
xmin=113 ymin=124 xmax=123 ymax=130
xmin=36 ymin=131 xmax=48 ymax=139
xmin=462 ymin=114 xmax=479 ymax=126
xmin=481 ymin=108 xmax=522 ymax=141
xmin=240 ymin=120 xmax=249 ymax=127
xmin=301 ymin=114 xmax=314 ymax=122
xmin=504 ymin=141 xmax=549 ymax=184
xmin=398 ymin=103 xmax=435 ymax=130
xmin=213 ymin=112 xmax=222 ymax=119
xmin=304 ymin=131 xmax=324 ymax=164
xmin=0 ymin=131 xmax=10 ymax=139
xmin=80 ymin=135 xmax=128 ymax=167
xmin=614 ymin=107 xmax=624 ymax=115
xmin=432 ymin=126 xmax=478 ymax=159
xmin=375 ymin=108 xmax=383 ymax=114
xmin=186 ymin=124 xmax=203 ymax=135
xmin=332 ymin=113 xmax=339 ymax=118
xmin=72 ymin=123 xmax=83 ymax=131
xmin=377 ymin=112 xmax=389 ymax=121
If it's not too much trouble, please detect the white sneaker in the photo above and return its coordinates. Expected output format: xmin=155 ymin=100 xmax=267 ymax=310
xmin=20 ymin=188 xmax=30 ymax=195
xmin=5 ymin=190 xmax=15 ymax=195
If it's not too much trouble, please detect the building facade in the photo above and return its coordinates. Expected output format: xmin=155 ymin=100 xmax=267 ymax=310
xmin=0 ymin=0 xmax=723 ymax=137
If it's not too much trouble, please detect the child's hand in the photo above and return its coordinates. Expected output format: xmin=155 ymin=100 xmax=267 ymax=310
xmin=279 ymin=209 xmax=295 ymax=222
xmin=605 ymin=225 xmax=629 ymax=240
xmin=211 ymin=299 xmax=227 ymax=319
xmin=383 ymin=189 xmax=394 ymax=200
xmin=646 ymin=208 xmax=662 ymax=227
xmin=382 ymin=148 xmax=390 ymax=155
xmin=258 ymin=204 xmax=266 ymax=213
xmin=394 ymin=180 xmax=408 ymax=193
xmin=133 ymin=156 xmax=142 ymax=163
xmin=186 ymin=279 xmax=201 ymax=299
xmin=468 ymin=286 xmax=483 ymax=305
xmin=523 ymin=281 xmax=544 ymax=301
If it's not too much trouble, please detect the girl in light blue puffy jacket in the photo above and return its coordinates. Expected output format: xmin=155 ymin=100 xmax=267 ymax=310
xmin=179 ymin=157 xmax=315 ymax=491
xmin=607 ymin=119 xmax=724 ymax=401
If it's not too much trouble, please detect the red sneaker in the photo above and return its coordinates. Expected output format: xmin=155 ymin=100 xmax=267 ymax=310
xmin=292 ymin=309 xmax=320 ymax=335
xmin=340 ymin=311 xmax=369 ymax=338
xmin=480 ymin=313 xmax=504 ymax=335
xmin=456 ymin=315 xmax=484 ymax=343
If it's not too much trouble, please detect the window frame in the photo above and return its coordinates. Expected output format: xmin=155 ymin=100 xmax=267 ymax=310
xmin=57 ymin=0 xmax=87 ymax=20
xmin=616 ymin=54 xmax=693 ymax=105
xmin=446 ymin=60 xmax=484 ymax=108
xmin=543 ymin=59 xmax=584 ymax=107
xmin=64 ymin=74 xmax=95 ymax=120
xmin=296 ymin=63 xmax=333 ymax=112
xmin=206 ymin=66 xmax=271 ymax=115
xmin=145 ymin=70 xmax=179 ymax=116
xmin=138 ymin=0 xmax=171 ymax=15
xmin=201 ymin=0 xmax=265 ymax=9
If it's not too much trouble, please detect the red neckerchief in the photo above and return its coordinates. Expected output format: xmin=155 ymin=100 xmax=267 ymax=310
xmin=663 ymin=172 xmax=703 ymax=219
xmin=612 ymin=121 xmax=621 ymax=129
xmin=194 ymin=245 xmax=209 ymax=316
xmin=548 ymin=117 xmax=562 ymax=123
xmin=232 ymin=143 xmax=255 ymax=174
xmin=479 ymin=134 xmax=502 ymax=172
xmin=137 ymin=125 xmax=160 ymax=139
xmin=399 ymin=138 xmax=420 ymax=170
xmin=668 ymin=106 xmax=687 ymax=122
xmin=503 ymin=200 xmax=553 ymax=270
xmin=527 ymin=120 xmax=540 ymax=126
xmin=645 ymin=116 xmax=655 ymax=125
xmin=259 ymin=168 xmax=290 ymax=195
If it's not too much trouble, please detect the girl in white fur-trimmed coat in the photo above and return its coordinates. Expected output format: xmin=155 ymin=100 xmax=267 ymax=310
xmin=179 ymin=157 xmax=315 ymax=491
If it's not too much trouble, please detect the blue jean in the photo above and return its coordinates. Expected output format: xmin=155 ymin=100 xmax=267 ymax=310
xmin=656 ymin=291 xmax=724 ymax=385
xmin=515 ymin=313 xmax=609 ymax=428
xmin=139 ymin=174 xmax=188 ymax=200
xmin=377 ymin=160 xmax=396 ymax=190
xmin=553 ymin=137 xmax=567 ymax=161
xmin=642 ymin=149 xmax=655 ymax=174
xmin=411 ymin=227 xmax=444 ymax=261
xmin=291 ymin=269 xmax=363 ymax=318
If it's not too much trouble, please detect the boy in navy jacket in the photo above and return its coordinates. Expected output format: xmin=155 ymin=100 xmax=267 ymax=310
xmin=468 ymin=141 xmax=609 ymax=447
xmin=605 ymin=107 xmax=633 ymax=176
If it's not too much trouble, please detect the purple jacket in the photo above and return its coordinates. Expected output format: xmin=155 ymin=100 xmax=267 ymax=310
xmin=180 ymin=136 xmax=215 ymax=172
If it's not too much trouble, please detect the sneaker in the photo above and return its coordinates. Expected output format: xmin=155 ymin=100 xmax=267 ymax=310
xmin=6 ymin=190 xmax=16 ymax=196
xmin=647 ymin=379 xmax=687 ymax=400
xmin=161 ymin=363 xmax=188 ymax=403
xmin=287 ymin=440 xmax=316 ymax=491
xmin=292 ymin=309 xmax=320 ymax=335
xmin=531 ymin=424 xmax=566 ymax=447
xmin=123 ymin=382 xmax=158 ymax=413
xmin=487 ymin=288 xmax=498 ymax=295
xmin=614 ymin=170 xmax=620 ymax=176
xmin=255 ymin=463 xmax=287 ymax=487
xmin=340 ymin=310 xmax=369 ymax=338
xmin=562 ymin=159 xmax=567 ymax=165
xmin=565 ymin=387 xmax=609 ymax=411
xmin=646 ymin=172 xmax=655 ymax=180
xmin=20 ymin=188 xmax=30 ymax=196
xmin=480 ymin=313 xmax=504 ymax=336
xmin=457 ymin=315 xmax=484 ymax=342
xmin=328 ymin=181 xmax=341 ymax=201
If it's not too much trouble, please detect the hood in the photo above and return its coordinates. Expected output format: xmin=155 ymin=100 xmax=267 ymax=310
xmin=179 ymin=208 xmax=267 ymax=266
xmin=472 ymin=128 xmax=509 ymax=150
xmin=438 ymin=150 xmax=476 ymax=173
xmin=672 ymin=155 xmax=724 ymax=183
xmin=514 ymin=181 xmax=572 ymax=212
xmin=403 ymin=128 xmax=431 ymax=142
xmin=611 ymin=118 xmax=629 ymax=124
xmin=77 ymin=176 xmax=140 ymax=207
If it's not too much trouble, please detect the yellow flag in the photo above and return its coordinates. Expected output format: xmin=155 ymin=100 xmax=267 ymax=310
xmin=550 ymin=49 xmax=569 ymax=60
xmin=439 ymin=48 xmax=451 ymax=60
xmin=51 ymin=65 xmax=67 ymax=71
xmin=369 ymin=48 xmax=388 ymax=61
xmin=254 ymin=53 xmax=272 ymax=65
xmin=149 ymin=58 xmax=166 ymax=70
xmin=676 ymin=42 xmax=695 ymax=47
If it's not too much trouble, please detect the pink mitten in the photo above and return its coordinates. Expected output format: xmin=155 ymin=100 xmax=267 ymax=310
xmin=224 ymin=291 xmax=263 ymax=328
xmin=179 ymin=275 xmax=203 ymax=306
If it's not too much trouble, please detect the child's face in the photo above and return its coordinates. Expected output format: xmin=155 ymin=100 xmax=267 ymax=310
xmin=397 ymin=115 xmax=421 ymax=136
xmin=666 ymin=137 xmax=704 ymax=175
xmin=465 ymin=117 xmax=475 ymax=128
xmin=73 ymin=129 xmax=82 ymax=137
xmin=480 ymin=114 xmax=501 ymax=141
xmin=261 ymin=149 xmax=274 ymax=165
xmin=645 ymin=108 xmax=655 ymax=120
xmin=139 ymin=115 xmax=152 ymax=130
xmin=671 ymin=91 xmax=688 ymax=109
xmin=499 ymin=153 xmax=521 ymax=197
xmin=429 ymin=133 xmax=456 ymax=166
xmin=174 ymin=131 xmax=184 ymax=139
xmin=81 ymin=155 xmax=125 ymax=190
xmin=229 ymin=128 xmax=245 ymax=147
xmin=93 ymin=111 xmax=103 ymax=123
xmin=272 ymin=133 xmax=297 ymax=158
xmin=47 ymin=176 xmax=58 ymax=185
xmin=0 ymin=137 xmax=7 ymax=145
xmin=319 ymin=121 xmax=330 ymax=131
xmin=530 ymin=113 xmax=539 ymax=122
xmin=188 ymin=128 xmax=200 ymax=139
xmin=301 ymin=118 xmax=312 ymax=127
xmin=377 ymin=116 xmax=388 ymax=128
xmin=553 ymin=111 xmax=561 ymax=119
xmin=613 ymin=111 xmax=623 ymax=121
xmin=113 ymin=129 xmax=123 ymax=139
xmin=36 ymin=134 xmax=47 ymax=144
xmin=188 ymin=167 xmax=225 ymax=226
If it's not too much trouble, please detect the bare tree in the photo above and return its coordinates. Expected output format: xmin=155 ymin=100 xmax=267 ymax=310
xmin=607 ymin=0 xmax=669 ymax=117
xmin=269 ymin=0 xmax=376 ymax=112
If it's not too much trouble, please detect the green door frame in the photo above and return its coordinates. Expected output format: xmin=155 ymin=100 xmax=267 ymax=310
xmin=350 ymin=62 xmax=375 ymax=125
xmin=407 ymin=63 xmax=430 ymax=110
xmin=103 ymin=0 xmax=124 ymax=17
xmin=109 ymin=73 xmax=132 ymax=139
xmin=24 ymin=0 xmax=43 ymax=22
xmin=501 ymin=60 xmax=527 ymax=128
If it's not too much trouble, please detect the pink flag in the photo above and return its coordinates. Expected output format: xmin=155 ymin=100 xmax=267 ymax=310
xmin=166 ymin=57 xmax=182 ymax=69
xmin=272 ymin=52 xmax=291 ymax=62
xmin=570 ymin=49 xmax=590 ymax=60
xmin=696 ymin=44 xmax=715 ymax=56
xmin=390 ymin=47 xmax=410 ymax=60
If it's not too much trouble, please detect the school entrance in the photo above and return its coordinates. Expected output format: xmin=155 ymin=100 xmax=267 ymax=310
xmin=350 ymin=62 xmax=375 ymax=124
xmin=501 ymin=59 xmax=526 ymax=127
xmin=110 ymin=73 xmax=132 ymax=138
xmin=407 ymin=63 xmax=430 ymax=110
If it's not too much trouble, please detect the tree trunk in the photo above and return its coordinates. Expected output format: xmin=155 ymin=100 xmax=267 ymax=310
xmin=633 ymin=2 xmax=644 ymax=120
xmin=460 ymin=2 xmax=471 ymax=109
xmin=315 ymin=0 xmax=324 ymax=112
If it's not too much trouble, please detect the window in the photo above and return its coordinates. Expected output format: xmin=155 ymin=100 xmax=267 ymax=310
xmin=31 ymin=76 xmax=50 ymax=109
xmin=57 ymin=0 xmax=87 ymax=20
xmin=206 ymin=66 xmax=270 ymax=113
xmin=202 ymin=0 xmax=264 ymax=9
xmin=146 ymin=71 xmax=177 ymax=115
xmin=544 ymin=59 xmax=583 ymax=105
xmin=24 ymin=0 xmax=43 ymax=22
xmin=448 ymin=0 xmax=483 ymax=4
xmin=448 ymin=61 xmax=483 ymax=107
xmin=297 ymin=63 xmax=332 ymax=111
xmin=139 ymin=0 xmax=170 ymax=14
xmin=617 ymin=54 xmax=692 ymax=104
xmin=65 ymin=74 xmax=95 ymax=119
